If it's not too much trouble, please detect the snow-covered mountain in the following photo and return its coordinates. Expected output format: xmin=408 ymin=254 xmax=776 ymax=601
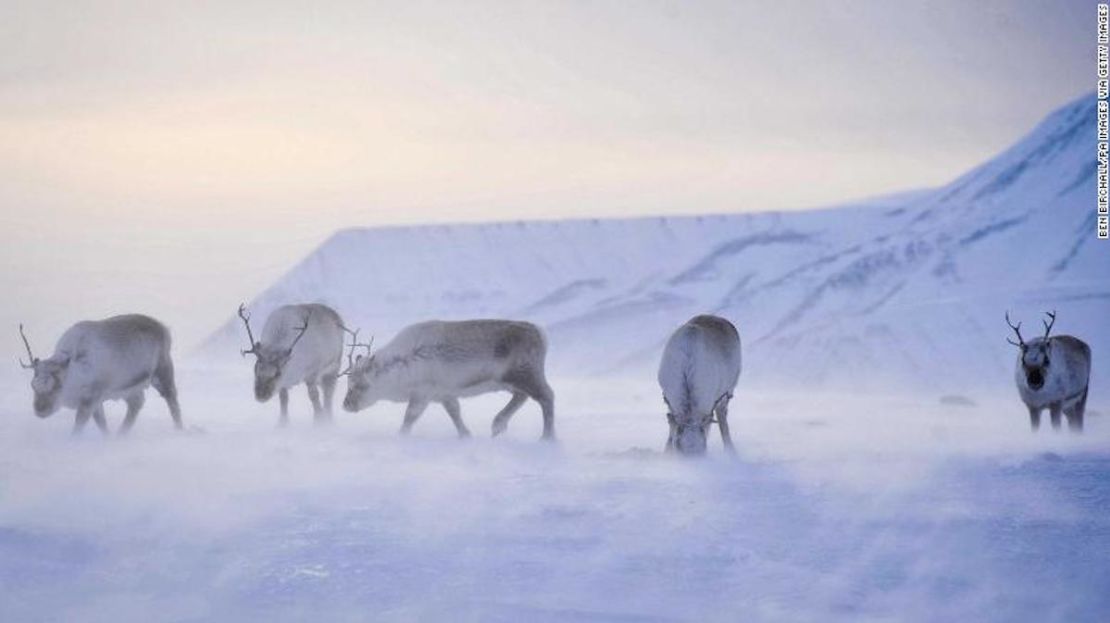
xmin=206 ymin=93 xmax=1108 ymax=393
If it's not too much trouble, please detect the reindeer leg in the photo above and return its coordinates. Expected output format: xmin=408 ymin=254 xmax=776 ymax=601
xmin=1065 ymin=409 xmax=1083 ymax=433
xmin=527 ymin=381 xmax=556 ymax=441
xmin=441 ymin=398 xmax=471 ymax=439
xmin=1065 ymin=390 xmax=1086 ymax=433
xmin=1050 ymin=404 xmax=1063 ymax=430
xmin=321 ymin=374 xmax=338 ymax=420
xmin=163 ymin=393 xmax=183 ymax=430
xmin=119 ymin=392 xmax=146 ymax=435
xmin=503 ymin=369 xmax=556 ymax=441
xmin=537 ymin=384 xmax=555 ymax=441
xmin=152 ymin=356 xmax=183 ymax=430
xmin=1028 ymin=406 xmax=1042 ymax=431
xmin=278 ymin=388 xmax=290 ymax=427
xmin=716 ymin=398 xmax=736 ymax=454
xmin=665 ymin=420 xmax=677 ymax=453
xmin=491 ymin=392 xmax=527 ymax=437
xmin=306 ymin=382 xmax=327 ymax=426
xmin=72 ymin=404 xmax=93 ymax=436
xmin=91 ymin=404 xmax=109 ymax=435
xmin=400 ymin=398 xmax=429 ymax=435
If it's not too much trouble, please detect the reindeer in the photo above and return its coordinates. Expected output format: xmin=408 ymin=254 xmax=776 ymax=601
xmin=18 ymin=315 xmax=183 ymax=435
xmin=1006 ymin=311 xmax=1091 ymax=431
xmin=237 ymin=303 xmax=347 ymax=426
xmin=341 ymin=319 xmax=555 ymax=440
xmin=658 ymin=315 xmax=741 ymax=455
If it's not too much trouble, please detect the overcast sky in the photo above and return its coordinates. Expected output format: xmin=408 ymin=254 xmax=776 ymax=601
xmin=0 ymin=0 xmax=1094 ymax=349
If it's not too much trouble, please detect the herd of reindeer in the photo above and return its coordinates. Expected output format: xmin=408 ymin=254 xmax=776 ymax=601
xmin=16 ymin=304 xmax=1093 ymax=455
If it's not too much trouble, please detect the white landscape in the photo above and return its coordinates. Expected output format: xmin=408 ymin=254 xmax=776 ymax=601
xmin=1 ymin=377 xmax=1108 ymax=622
xmin=2 ymin=94 xmax=1108 ymax=622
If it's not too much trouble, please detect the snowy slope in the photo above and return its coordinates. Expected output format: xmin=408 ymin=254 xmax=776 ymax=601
xmin=206 ymin=93 xmax=1108 ymax=393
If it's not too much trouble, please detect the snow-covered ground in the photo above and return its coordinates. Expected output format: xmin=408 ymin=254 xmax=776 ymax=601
xmin=1 ymin=363 xmax=1108 ymax=622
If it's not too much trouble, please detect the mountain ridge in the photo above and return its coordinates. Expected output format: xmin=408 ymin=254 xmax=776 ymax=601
xmin=205 ymin=93 xmax=1107 ymax=395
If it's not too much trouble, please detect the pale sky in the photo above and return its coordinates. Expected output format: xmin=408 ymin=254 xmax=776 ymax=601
xmin=0 ymin=0 xmax=1094 ymax=350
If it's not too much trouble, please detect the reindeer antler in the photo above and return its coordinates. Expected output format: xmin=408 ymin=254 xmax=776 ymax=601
xmin=339 ymin=327 xmax=373 ymax=376
xmin=1005 ymin=311 xmax=1025 ymax=347
xmin=285 ymin=311 xmax=312 ymax=355
xmin=1042 ymin=310 xmax=1057 ymax=340
xmin=18 ymin=324 xmax=37 ymax=369
xmin=237 ymin=303 xmax=259 ymax=357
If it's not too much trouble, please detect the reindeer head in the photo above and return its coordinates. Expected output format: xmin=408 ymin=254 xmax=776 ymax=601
xmin=340 ymin=330 xmax=375 ymax=412
xmin=1007 ymin=311 xmax=1056 ymax=391
xmin=665 ymin=392 xmax=729 ymax=456
xmin=238 ymin=304 xmax=311 ymax=402
xmin=18 ymin=324 xmax=67 ymax=418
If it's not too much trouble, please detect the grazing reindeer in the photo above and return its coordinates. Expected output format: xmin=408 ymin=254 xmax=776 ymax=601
xmin=238 ymin=303 xmax=346 ymax=426
xmin=341 ymin=319 xmax=555 ymax=440
xmin=658 ymin=315 xmax=741 ymax=455
xmin=1006 ymin=311 xmax=1091 ymax=431
xmin=18 ymin=315 xmax=183 ymax=435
